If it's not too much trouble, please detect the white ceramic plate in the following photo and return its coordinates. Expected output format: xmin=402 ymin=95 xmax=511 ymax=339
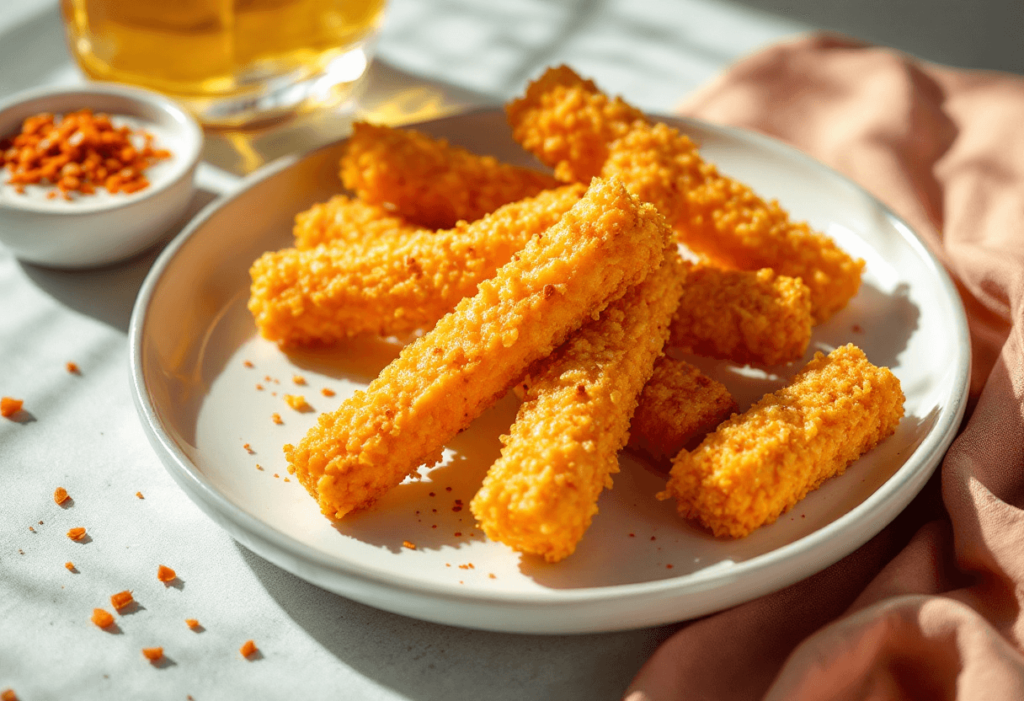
xmin=129 ymin=108 xmax=970 ymax=634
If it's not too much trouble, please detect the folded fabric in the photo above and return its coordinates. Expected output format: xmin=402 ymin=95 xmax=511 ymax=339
xmin=626 ymin=33 xmax=1024 ymax=701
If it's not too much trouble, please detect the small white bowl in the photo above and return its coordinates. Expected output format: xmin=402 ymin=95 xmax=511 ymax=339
xmin=0 ymin=84 xmax=203 ymax=269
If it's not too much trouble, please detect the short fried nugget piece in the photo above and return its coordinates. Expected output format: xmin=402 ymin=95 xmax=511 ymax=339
xmin=626 ymin=357 xmax=737 ymax=464
xmin=472 ymin=249 xmax=683 ymax=562
xmin=659 ymin=344 xmax=904 ymax=538
xmin=507 ymin=65 xmax=646 ymax=183
xmin=669 ymin=262 xmax=812 ymax=366
xmin=341 ymin=122 xmax=559 ymax=229
xmin=509 ymin=68 xmax=864 ymax=322
xmin=250 ymin=185 xmax=584 ymax=345
xmin=285 ymin=178 xmax=668 ymax=519
xmin=293 ymin=195 xmax=423 ymax=249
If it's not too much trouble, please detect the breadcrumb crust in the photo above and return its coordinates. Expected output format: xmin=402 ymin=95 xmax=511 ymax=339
xmin=669 ymin=262 xmax=812 ymax=366
xmin=471 ymin=248 xmax=682 ymax=562
xmin=285 ymin=178 xmax=667 ymax=519
xmin=340 ymin=122 xmax=559 ymax=229
xmin=249 ymin=185 xmax=585 ymax=345
xmin=660 ymin=344 xmax=905 ymax=538
xmin=627 ymin=357 xmax=738 ymax=464
xmin=507 ymin=66 xmax=864 ymax=322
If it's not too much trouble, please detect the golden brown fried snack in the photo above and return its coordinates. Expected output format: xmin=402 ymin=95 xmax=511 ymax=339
xmin=508 ymin=68 xmax=864 ymax=323
xmin=340 ymin=121 xmax=559 ymax=229
xmin=659 ymin=344 xmax=905 ymax=538
xmin=507 ymin=65 xmax=645 ymax=182
xmin=285 ymin=178 xmax=668 ymax=520
xmin=669 ymin=261 xmax=812 ymax=366
xmin=249 ymin=185 xmax=585 ymax=345
xmin=292 ymin=195 xmax=423 ymax=249
xmin=471 ymin=249 xmax=682 ymax=562
xmin=626 ymin=356 xmax=737 ymax=464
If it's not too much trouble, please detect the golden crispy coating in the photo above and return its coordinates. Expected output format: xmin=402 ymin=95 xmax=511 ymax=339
xmin=285 ymin=178 xmax=668 ymax=519
xmin=506 ymin=65 xmax=645 ymax=183
xmin=669 ymin=262 xmax=812 ymax=366
xmin=660 ymin=344 xmax=904 ymax=538
xmin=249 ymin=185 xmax=585 ymax=346
xmin=626 ymin=356 xmax=737 ymax=465
xmin=472 ymin=249 xmax=682 ymax=562
xmin=340 ymin=122 xmax=559 ymax=229
xmin=508 ymin=67 xmax=864 ymax=322
xmin=292 ymin=195 xmax=423 ymax=249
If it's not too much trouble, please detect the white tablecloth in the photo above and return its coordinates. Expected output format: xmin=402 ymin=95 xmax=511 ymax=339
xmin=1 ymin=1 xmax=1017 ymax=699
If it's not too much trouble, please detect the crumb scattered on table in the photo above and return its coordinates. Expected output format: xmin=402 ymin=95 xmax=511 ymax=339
xmin=67 ymin=527 xmax=86 ymax=541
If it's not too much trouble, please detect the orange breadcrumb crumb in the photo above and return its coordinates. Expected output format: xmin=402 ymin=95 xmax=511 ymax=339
xmin=110 ymin=590 xmax=134 ymax=611
xmin=67 ymin=527 xmax=86 ymax=541
xmin=91 ymin=608 xmax=114 ymax=628
xmin=66 ymin=361 xmax=80 ymax=373
xmin=402 ymin=541 xmax=416 ymax=550
xmin=135 ymin=491 xmax=144 ymax=499
xmin=340 ymin=121 xmax=559 ymax=229
xmin=271 ymin=413 xmax=283 ymax=425
xmin=660 ymin=344 xmax=905 ymax=537
xmin=249 ymin=185 xmax=584 ymax=345
xmin=627 ymin=357 xmax=737 ymax=464
xmin=142 ymin=647 xmax=164 ymax=662
xmin=157 ymin=565 xmax=176 ymax=583
xmin=65 ymin=561 xmax=76 ymax=571
xmin=292 ymin=375 xmax=306 ymax=385
xmin=0 ymin=109 xmax=170 ymax=196
xmin=185 ymin=618 xmax=200 ymax=629
xmin=507 ymin=67 xmax=864 ymax=322
xmin=1 ymin=690 xmax=17 ymax=701
xmin=321 ymin=388 xmax=335 ymax=397
xmin=243 ymin=360 xmax=254 ymax=368
xmin=54 ymin=486 xmax=70 ymax=504
xmin=283 ymin=394 xmax=311 ymax=412
xmin=1 ymin=397 xmax=23 ymax=418
xmin=472 ymin=248 xmax=681 ymax=562
xmin=240 ymin=640 xmax=258 ymax=658
xmin=285 ymin=178 xmax=666 ymax=520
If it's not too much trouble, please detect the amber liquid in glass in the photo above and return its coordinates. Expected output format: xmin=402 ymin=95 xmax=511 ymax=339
xmin=62 ymin=0 xmax=386 ymax=125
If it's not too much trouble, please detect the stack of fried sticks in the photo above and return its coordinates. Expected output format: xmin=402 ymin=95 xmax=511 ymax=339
xmin=248 ymin=67 xmax=904 ymax=561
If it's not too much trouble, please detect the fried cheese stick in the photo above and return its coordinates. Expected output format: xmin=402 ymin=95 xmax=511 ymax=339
xmin=250 ymin=185 xmax=585 ymax=345
xmin=659 ymin=344 xmax=905 ymax=538
xmin=670 ymin=261 xmax=812 ymax=366
xmin=292 ymin=195 xmax=424 ymax=249
xmin=285 ymin=178 xmax=668 ymax=519
xmin=626 ymin=356 xmax=737 ymax=464
xmin=340 ymin=122 xmax=560 ymax=229
xmin=508 ymin=67 xmax=864 ymax=323
xmin=471 ymin=249 xmax=683 ymax=562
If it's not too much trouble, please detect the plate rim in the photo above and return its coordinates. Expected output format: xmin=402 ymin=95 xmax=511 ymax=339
xmin=128 ymin=107 xmax=971 ymax=630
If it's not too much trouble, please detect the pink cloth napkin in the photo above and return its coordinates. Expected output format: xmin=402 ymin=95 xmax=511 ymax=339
xmin=626 ymin=34 xmax=1024 ymax=700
